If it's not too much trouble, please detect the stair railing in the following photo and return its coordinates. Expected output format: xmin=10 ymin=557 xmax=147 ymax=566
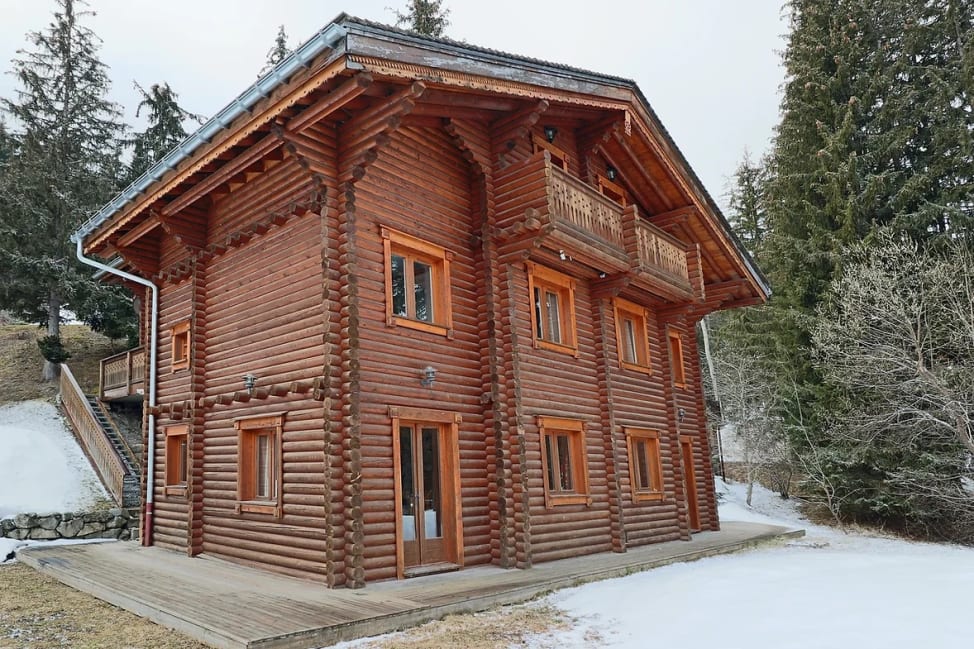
xmin=59 ymin=364 xmax=129 ymax=505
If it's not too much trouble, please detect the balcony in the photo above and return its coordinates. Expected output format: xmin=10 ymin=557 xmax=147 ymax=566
xmin=494 ymin=151 xmax=696 ymax=300
xmin=100 ymin=347 xmax=145 ymax=401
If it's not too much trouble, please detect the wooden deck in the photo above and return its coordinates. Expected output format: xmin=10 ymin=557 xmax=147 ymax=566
xmin=19 ymin=522 xmax=803 ymax=649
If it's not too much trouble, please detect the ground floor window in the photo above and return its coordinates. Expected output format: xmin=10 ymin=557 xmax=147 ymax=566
xmin=625 ymin=427 xmax=664 ymax=501
xmin=234 ymin=414 xmax=284 ymax=516
xmin=164 ymin=424 xmax=188 ymax=496
xmin=538 ymin=416 xmax=590 ymax=507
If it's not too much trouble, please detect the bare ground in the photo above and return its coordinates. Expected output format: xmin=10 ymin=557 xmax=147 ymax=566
xmin=0 ymin=324 xmax=121 ymax=405
xmin=0 ymin=563 xmax=208 ymax=648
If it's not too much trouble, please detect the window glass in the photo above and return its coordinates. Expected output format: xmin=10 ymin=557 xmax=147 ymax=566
xmin=391 ymin=254 xmax=407 ymax=317
xmin=623 ymin=318 xmax=638 ymax=364
xmin=413 ymin=260 xmax=433 ymax=323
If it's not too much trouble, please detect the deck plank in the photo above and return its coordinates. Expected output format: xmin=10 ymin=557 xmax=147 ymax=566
xmin=19 ymin=522 xmax=802 ymax=649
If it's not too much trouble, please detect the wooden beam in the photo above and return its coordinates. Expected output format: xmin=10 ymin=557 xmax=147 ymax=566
xmin=286 ymin=72 xmax=374 ymax=133
xmin=651 ymin=205 xmax=699 ymax=231
xmin=609 ymin=130 xmax=676 ymax=211
xmin=161 ymin=133 xmax=282 ymax=217
xmin=491 ymin=99 xmax=549 ymax=147
xmin=115 ymin=214 xmax=162 ymax=249
xmin=444 ymin=118 xmax=491 ymax=176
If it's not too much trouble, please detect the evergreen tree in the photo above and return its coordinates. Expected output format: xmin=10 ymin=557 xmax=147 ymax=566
xmin=726 ymin=151 xmax=768 ymax=254
xmin=0 ymin=0 xmax=126 ymax=380
xmin=127 ymin=81 xmax=201 ymax=182
xmin=396 ymin=0 xmax=450 ymax=37
xmin=261 ymin=25 xmax=291 ymax=74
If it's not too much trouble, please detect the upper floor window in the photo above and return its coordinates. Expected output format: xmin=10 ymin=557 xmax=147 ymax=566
xmin=526 ymin=262 xmax=577 ymax=356
xmin=171 ymin=320 xmax=190 ymax=372
xmin=614 ymin=298 xmax=651 ymax=373
xmin=235 ymin=414 xmax=284 ymax=517
xmin=668 ymin=329 xmax=686 ymax=388
xmin=382 ymin=227 xmax=453 ymax=337
xmin=538 ymin=416 xmax=590 ymax=507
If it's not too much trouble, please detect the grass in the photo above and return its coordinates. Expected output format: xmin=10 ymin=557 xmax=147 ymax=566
xmin=0 ymin=562 xmax=209 ymax=649
xmin=0 ymin=324 xmax=123 ymax=405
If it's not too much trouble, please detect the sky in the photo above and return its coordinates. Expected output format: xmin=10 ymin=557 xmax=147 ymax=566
xmin=1 ymin=0 xmax=788 ymax=210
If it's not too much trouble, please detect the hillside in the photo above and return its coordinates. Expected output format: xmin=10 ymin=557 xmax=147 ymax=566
xmin=0 ymin=324 xmax=120 ymax=405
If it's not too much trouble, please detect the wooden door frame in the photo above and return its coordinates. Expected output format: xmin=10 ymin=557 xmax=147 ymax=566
xmin=680 ymin=434 xmax=701 ymax=531
xmin=390 ymin=406 xmax=464 ymax=579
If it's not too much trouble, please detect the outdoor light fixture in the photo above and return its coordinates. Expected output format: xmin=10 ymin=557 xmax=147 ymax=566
xmin=243 ymin=373 xmax=257 ymax=394
xmin=421 ymin=366 xmax=437 ymax=388
xmin=606 ymin=165 xmax=618 ymax=181
xmin=543 ymin=125 xmax=558 ymax=143
xmin=678 ymin=408 xmax=686 ymax=423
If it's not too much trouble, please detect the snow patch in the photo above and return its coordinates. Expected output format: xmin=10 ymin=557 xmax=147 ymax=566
xmin=0 ymin=400 xmax=108 ymax=519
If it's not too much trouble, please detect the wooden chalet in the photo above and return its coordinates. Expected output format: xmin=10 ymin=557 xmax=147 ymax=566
xmin=74 ymin=15 xmax=769 ymax=588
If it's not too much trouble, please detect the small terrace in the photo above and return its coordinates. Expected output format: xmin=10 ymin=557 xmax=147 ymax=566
xmin=99 ymin=347 xmax=145 ymax=401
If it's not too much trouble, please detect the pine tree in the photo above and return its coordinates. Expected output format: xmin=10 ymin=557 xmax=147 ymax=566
xmin=396 ymin=0 xmax=450 ymax=38
xmin=127 ymin=81 xmax=201 ymax=182
xmin=0 ymin=0 xmax=126 ymax=380
xmin=261 ymin=25 xmax=291 ymax=75
xmin=726 ymin=151 xmax=768 ymax=254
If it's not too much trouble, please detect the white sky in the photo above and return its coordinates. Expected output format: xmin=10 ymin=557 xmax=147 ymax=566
xmin=1 ymin=0 xmax=788 ymax=209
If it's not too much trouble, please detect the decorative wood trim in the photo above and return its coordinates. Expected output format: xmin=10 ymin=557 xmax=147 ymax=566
xmin=667 ymin=327 xmax=687 ymax=389
xmin=234 ymin=413 xmax=286 ymax=518
xmin=170 ymin=320 xmax=191 ymax=372
xmin=164 ymin=424 xmax=189 ymax=498
xmin=381 ymin=226 xmax=454 ymax=338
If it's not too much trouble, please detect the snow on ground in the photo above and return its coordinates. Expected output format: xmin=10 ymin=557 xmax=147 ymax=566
xmin=0 ymin=400 xmax=107 ymax=519
xmin=529 ymin=478 xmax=974 ymax=649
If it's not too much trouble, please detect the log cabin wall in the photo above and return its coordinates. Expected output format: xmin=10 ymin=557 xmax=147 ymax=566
xmin=353 ymin=125 xmax=491 ymax=582
xmin=151 ymin=278 xmax=193 ymax=551
xmin=508 ymin=255 xmax=615 ymax=565
xmin=682 ymin=324 xmax=719 ymax=531
xmin=603 ymin=302 xmax=686 ymax=547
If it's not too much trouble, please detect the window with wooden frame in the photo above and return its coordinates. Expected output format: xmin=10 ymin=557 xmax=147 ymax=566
xmin=235 ymin=414 xmax=284 ymax=516
xmin=668 ymin=329 xmax=686 ymax=388
xmin=614 ymin=298 xmax=651 ymax=373
xmin=164 ymin=424 xmax=189 ymax=496
xmin=538 ymin=416 xmax=590 ymax=507
xmin=626 ymin=427 xmax=664 ymax=501
xmin=532 ymin=133 xmax=570 ymax=171
xmin=382 ymin=227 xmax=454 ymax=337
xmin=171 ymin=320 xmax=190 ymax=371
xmin=527 ymin=262 xmax=578 ymax=356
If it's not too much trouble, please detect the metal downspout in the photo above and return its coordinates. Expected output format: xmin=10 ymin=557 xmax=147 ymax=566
xmin=73 ymin=238 xmax=159 ymax=546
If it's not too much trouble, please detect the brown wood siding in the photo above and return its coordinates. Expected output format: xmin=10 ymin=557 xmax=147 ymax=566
xmin=605 ymin=303 xmax=683 ymax=546
xmin=510 ymin=260 xmax=614 ymax=563
xmin=152 ymin=278 xmax=193 ymax=551
xmin=683 ymin=326 xmax=718 ymax=531
xmin=159 ymin=235 xmax=191 ymax=273
xmin=352 ymin=126 xmax=490 ymax=582
xmin=199 ymin=213 xmax=329 ymax=582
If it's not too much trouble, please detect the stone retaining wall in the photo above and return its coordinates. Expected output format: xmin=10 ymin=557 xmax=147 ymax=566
xmin=0 ymin=508 xmax=135 ymax=541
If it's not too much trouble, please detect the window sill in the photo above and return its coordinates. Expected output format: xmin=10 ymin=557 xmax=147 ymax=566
xmin=535 ymin=339 xmax=579 ymax=357
xmin=632 ymin=491 xmax=665 ymax=502
xmin=237 ymin=501 xmax=279 ymax=516
xmin=171 ymin=360 xmax=189 ymax=373
xmin=164 ymin=485 xmax=187 ymax=498
xmin=673 ymin=381 xmax=687 ymax=390
xmin=391 ymin=316 xmax=452 ymax=338
xmin=544 ymin=493 xmax=591 ymax=508
xmin=621 ymin=361 xmax=653 ymax=375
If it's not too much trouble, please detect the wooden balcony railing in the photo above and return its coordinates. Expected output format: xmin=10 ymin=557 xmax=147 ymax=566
xmin=549 ymin=165 xmax=626 ymax=248
xmin=100 ymin=347 xmax=145 ymax=400
xmin=634 ymin=218 xmax=690 ymax=282
xmin=60 ymin=364 xmax=128 ymax=505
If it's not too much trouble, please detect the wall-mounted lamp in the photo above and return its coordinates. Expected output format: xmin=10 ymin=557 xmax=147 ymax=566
xmin=678 ymin=408 xmax=686 ymax=423
xmin=543 ymin=125 xmax=558 ymax=143
xmin=243 ymin=373 xmax=257 ymax=395
xmin=558 ymin=249 xmax=568 ymax=261
xmin=606 ymin=165 xmax=618 ymax=181
xmin=421 ymin=365 xmax=437 ymax=388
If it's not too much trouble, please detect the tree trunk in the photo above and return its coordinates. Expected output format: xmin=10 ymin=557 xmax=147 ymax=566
xmin=42 ymin=289 xmax=61 ymax=381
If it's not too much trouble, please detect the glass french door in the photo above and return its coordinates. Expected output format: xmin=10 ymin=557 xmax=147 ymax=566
xmin=399 ymin=422 xmax=447 ymax=567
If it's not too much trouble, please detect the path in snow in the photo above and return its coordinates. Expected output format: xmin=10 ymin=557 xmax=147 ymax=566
xmin=0 ymin=400 xmax=107 ymax=520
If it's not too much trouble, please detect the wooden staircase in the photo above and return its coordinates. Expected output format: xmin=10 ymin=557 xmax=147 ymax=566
xmin=59 ymin=364 xmax=142 ymax=509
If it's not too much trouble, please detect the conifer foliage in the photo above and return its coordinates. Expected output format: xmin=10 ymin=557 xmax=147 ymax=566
xmin=396 ymin=0 xmax=451 ymax=38
xmin=127 ymin=81 xmax=201 ymax=183
xmin=0 ymin=0 xmax=126 ymax=380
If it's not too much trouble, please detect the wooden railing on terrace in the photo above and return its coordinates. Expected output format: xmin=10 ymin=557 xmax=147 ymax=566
xmin=100 ymin=347 xmax=144 ymax=400
xmin=60 ymin=364 xmax=128 ymax=505
xmin=549 ymin=165 xmax=626 ymax=248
